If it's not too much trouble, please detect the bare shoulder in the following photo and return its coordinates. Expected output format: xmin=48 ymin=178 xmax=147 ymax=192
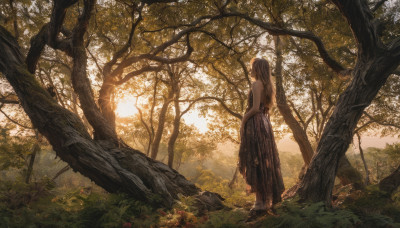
xmin=252 ymin=80 xmax=264 ymax=90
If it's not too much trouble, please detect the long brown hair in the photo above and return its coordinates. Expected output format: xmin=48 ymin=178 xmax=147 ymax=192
xmin=250 ymin=58 xmax=275 ymax=108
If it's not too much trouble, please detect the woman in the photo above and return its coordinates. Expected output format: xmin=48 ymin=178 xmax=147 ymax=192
xmin=238 ymin=58 xmax=285 ymax=213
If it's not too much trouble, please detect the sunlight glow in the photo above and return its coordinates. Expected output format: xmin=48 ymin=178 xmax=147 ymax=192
xmin=115 ymin=96 xmax=138 ymax=117
xmin=183 ymin=110 xmax=208 ymax=134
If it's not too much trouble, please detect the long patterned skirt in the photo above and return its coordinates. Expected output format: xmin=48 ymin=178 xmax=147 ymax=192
xmin=238 ymin=112 xmax=285 ymax=207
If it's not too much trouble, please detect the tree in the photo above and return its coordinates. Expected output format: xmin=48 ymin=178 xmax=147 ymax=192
xmin=296 ymin=0 xmax=400 ymax=203
xmin=0 ymin=0 xmax=200 ymax=207
xmin=1 ymin=0 xmax=399 ymax=208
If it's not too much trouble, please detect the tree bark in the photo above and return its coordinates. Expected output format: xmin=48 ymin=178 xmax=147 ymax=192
xmin=98 ymin=76 xmax=117 ymax=132
xmin=168 ymin=85 xmax=181 ymax=168
xmin=336 ymin=156 xmax=364 ymax=188
xmin=274 ymin=36 xmax=364 ymax=187
xmin=379 ymin=164 xmax=400 ymax=195
xmin=0 ymin=25 xmax=199 ymax=207
xmin=356 ymin=133 xmax=370 ymax=185
xmin=274 ymin=36 xmax=314 ymax=166
xmin=51 ymin=165 xmax=71 ymax=182
xmin=150 ymin=88 xmax=174 ymax=159
xmin=296 ymin=0 xmax=400 ymax=204
xmin=69 ymin=0 xmax=119 ymax=142
xmin=25 ymin=143 xmax=40 ymax=184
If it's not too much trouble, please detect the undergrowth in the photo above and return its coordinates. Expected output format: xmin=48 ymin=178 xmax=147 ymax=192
xmin=256 ymin=186 xmax=400 ymax=228
xmin=1 ymin=178 xmax=400 ymax=228
xmin=0 ymin=180 xmax=159 ymax=228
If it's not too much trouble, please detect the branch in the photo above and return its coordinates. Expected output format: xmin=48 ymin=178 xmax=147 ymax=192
xmin=109 ymin=32 xmax=194 ymax=78
xmin=103 ymin=3 xmax=144 ymax=76
xmin=211 ymin=63 xmax=244 ymax=101
xmin=354 ymin=120 xmax=374 ymax=133
xmin=26 ymin=0 xmax=77 ymax=73
xmin=72 ymin=0 xmax=95 ymax=44
xmin=69 ymin=0 xmax=119 ymax=142
xmin=86 ymin=47 xmax=104 ymax=77
xmin=0 ymin=99 xmax=19 ymax=104
xmin=116 ymin=65 xmax=163 ymax=85
xmin=0 ymin=93 xmax=19 ymax=104
xmin=237 ymin=57 xmax=251 ymax=87
xmin=330 ymin=0 xmax=380 ymax=57
xmin=288 ymin=100 xmax=306 ymax=129
xmin=9 ymin=0 xmax=19 ymax=41
xmin=363 ymin=111 xmax=400 ymax=129
xmin=182 ymin=96 xmax=243 ymax=120
xmin=0 ymin=107 xmax=33 ymax=129
xmin=135 ymin=104 xmax=152 ymax=156
xmin=221 ymin=11 xmax=348 ymax=75
xmin=51 ymin=165 xmax=70 ymax=182
xmin=108 ymin=12 xmax=228 ymax=79
xmin=371 ymin=0 xmax=388 ymax=12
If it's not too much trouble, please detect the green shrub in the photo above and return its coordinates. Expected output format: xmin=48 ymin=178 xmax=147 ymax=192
xmin=258 ymin=199 xmax=361 ymax=228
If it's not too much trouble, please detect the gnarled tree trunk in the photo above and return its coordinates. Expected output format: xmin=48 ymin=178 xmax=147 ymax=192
xmin=0 ymin=17 xmax=198 ymax=209
xmin=296 ymin=0 xmax=400 ymax=204
xmin=274 ymin=36 xmax=364 ymax=188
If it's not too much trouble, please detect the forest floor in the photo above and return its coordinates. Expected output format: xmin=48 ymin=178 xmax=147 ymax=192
xmin=1 ymin=177 xmax=400 ymax=228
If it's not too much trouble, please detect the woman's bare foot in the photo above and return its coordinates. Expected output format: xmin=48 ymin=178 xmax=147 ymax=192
xmin=251 ymin=200 xmax=266 ymax=210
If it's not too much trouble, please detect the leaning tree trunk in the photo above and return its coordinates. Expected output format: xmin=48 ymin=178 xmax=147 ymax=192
xmin=296 ymin=0 xmax=400 ymax=204
xmin=0 ymin=24 xmax=199 ymax=208
xmin=297 ymin=61 xmax=396 ymax=204
xmin=379 ymin=164 xmax=400 ymax=195
xmin=274 ymin=36 xmax=364 ymax=187
xmin=98 ymin=76 xmax=117 ymax=132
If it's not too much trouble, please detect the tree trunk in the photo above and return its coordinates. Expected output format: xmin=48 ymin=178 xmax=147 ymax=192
xmin=296 ymin=55 xmax=399 ymax=204
xmin=379 ymin=164 xmax=400 ymax=195
xmin=70 ymin=14 xmax=118 ymax=142
xmin=274 ymin=36 xmax=364 ymax=187
xmin=0 ymin=25 xmax=199 ymax=207
xmin=25 ymin=143 xmax=40 ymax=184
xmin=356 ymin=133 xmax=370 ymax=185
xmin=150 ymin=89 xmax=173 ymax=159
xmin=51 ymin=165 xmax=71 ymax=182
xmin=336 ymin=156 xmax=363 ymax=188
xmin=296 ymin=0 xmax=400 ymax=204
xmin=274 ymin=36 xmax=314 ymax=165
xmin=98 ymin=76 xmax=117 ymax=132
xmin=168 ymin=90 xmax=181 ymax=168
xmin=228 ymin=167 xmax=239 ymax=189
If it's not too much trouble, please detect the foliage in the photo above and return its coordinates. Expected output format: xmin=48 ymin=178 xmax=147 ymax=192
xmin=258 ymin=198 xmax=361 ymax=228
xmin=348 ymin=143 xmax=400 ymax=183
xmin=190 ymin=166 xmax=254 ymax=208
xmin=0 ymin=177 xmax=54 ymax=209
xmin=0 ymin=127 xmax=35 ymax=171
xmin=342 ymin=185 xmax=400 ymax=225
xmin=0 ymin=183 xmax=159 ymax=228
xmin=197 ymin=209 xmax=247 ymax=228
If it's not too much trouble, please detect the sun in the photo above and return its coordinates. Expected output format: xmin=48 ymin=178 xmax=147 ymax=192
xmin=115 ymin=96 xmax=138 ymax=117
